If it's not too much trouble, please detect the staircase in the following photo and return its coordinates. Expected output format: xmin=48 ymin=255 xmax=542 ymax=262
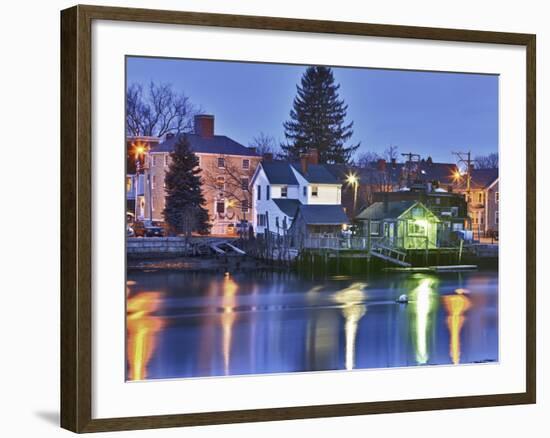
xmin=369 ymin=238 xmax=411 ymax=267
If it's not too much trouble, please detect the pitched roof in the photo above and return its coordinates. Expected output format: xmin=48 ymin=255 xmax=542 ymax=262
xmin=151 ymin=133 xmax=259 ymax=157
xmin=296 ymin=204 xmax=349 ymax=225
xmin=273 ymin=199 xmax=302 ymax=217
xmin=469 ymin=168 xmax=499 ymax=189
xmin=356 ymin=200 xmax=417 ymax=220
xmin=291 ymin=163 xmax=341 ymax=184
xmin=261 ymin=161 xmax=299 ymax=185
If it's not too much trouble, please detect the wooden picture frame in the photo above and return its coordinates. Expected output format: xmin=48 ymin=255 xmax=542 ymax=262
xmin=60 ymin=4 xmax=536 ymax=433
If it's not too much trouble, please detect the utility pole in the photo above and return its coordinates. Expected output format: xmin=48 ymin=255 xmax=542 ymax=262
xmin=453 ymin=151 xmax=473 ymax=232
xmin=452 ymin=151 xmax=472 ymax=195
xmin=401 ymin=152 xmax=421 ymax=186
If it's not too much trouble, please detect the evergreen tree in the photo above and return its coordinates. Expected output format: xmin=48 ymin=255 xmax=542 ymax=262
xmin=162 ymin=136 xmax=211 ymax=235
xmin=282 ymin=66 xmax=359 ymax=164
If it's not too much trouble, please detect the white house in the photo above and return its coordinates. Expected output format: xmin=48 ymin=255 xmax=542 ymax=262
xmin=250 ymin=150 xmax=345 ymax=235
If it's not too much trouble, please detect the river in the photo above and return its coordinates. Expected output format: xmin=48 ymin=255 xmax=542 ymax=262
xmin=126 ymin=269 xmax=498 ymax=381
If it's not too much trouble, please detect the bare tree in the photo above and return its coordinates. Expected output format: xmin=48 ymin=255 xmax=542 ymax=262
xmin=355 ymin=151 xmax=382 ymax=168
xmin=126 ymin=82 xmax=198 ymax=137
xmin=384 ymin=145 xmax=399 ymax=162
xmin=249 ymin=132 xmax=279 ymax=157
xmin=201 ymin=157 xmax=256 ymax=223
xmin=474 ymin=153 xmax=499 ymax=169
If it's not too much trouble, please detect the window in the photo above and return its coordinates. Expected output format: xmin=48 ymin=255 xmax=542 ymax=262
xmin=495 ymin=210 xmax=499 ymax=225
xmin=216 ymin=201 xmax=225 ymax=214
xmin=495 ymin=191 xmax=499 ymax=203
xmin=241 ymin=177 xmax=249 ymax=191
xmin=303 ymin=186 xmax=307 ymax=197
xmin=152 ymin=155 xmax=157 ymax=166
xmin=434 ymin=197 xmax=441 ymax=205
xmin=266 ymin=186 xmax=271 ymax=200
xmin=370 ymin=221 xmax=380 ymax=236
xmin=408 ymin=220 xmax=427 ymax=236
xmin=152 ymin=175 xmax=156 ymax=189
xmin=311 ymin=186 xmax=318 ymax=197
xmin=281 ymin=186 xmax=288 ymax=198
xmin=241 ymin=199 xmax=249 ymax=213
xmin=257 ymin=185 xmax=261 ymax=200
xmin=242 ymin=159 xmax=250 ymax=170
xmin=164 ymin=155 xmax=169 ymax=166
xmin=257 ymin=214 xmax=267 ymax=227
xmin=478 ymin=192 xmax=484 ymax=204
xmin=217 ymin=157 xmax=225 ymax=168
xmin=216 ymin=176 xmax=225 ymax=190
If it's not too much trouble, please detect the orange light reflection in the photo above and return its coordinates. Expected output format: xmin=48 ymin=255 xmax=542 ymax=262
xmin=442 ymin=292 xmax=472 ymax=364
xmin=127 ymin=292 xmax=164 ymax=381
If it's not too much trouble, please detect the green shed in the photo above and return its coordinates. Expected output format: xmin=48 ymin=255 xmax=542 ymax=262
xmin=356 ymin=200 xmax=440 ymax=249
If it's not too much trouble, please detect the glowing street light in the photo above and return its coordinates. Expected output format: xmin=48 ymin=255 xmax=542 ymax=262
xmin=346 ymin=172 xmax=360 ymax=217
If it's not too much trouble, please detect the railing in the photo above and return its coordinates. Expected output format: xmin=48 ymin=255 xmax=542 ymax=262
xmin=302 ymin=236 xmax=384 ymax=250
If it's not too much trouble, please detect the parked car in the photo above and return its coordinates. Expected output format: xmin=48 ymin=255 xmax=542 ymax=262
xmin=132 ymin=221 xmax=165 ymax=237
xmin=126 ymin=224 xmax=135 ymax=237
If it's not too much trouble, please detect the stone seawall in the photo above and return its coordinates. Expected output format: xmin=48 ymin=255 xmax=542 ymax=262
xmin=127 ymin=237 xmax=189 ymax=257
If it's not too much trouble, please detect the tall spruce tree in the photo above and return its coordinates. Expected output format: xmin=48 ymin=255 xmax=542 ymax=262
xmin=162 ymin=135 xmax=211 ymax=235
xmin=282 ymin=66 xmax=359 ymax=164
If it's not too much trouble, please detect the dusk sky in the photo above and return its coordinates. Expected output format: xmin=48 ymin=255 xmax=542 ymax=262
xmin=126 ymin=56 xmax=499 ymax=163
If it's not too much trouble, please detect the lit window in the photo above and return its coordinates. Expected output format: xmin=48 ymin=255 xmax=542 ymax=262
xmin=408 ymin=220 xmax=427 ymax=236
xmin=218 ymin=157 xmax=225 ymax=168
xmin=281 ymin=186 xmax=288 ymax=198
xmin=312 ymin=186 xmax=318 ymax=197
xmin=241 ymin=177 xmax=249 ymax=190
xmin=242 ymin=159 xmax=250 ymax=170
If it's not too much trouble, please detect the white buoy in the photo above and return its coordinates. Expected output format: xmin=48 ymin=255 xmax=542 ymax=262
xmin=396 ymin=294 xmax=408 ymax=304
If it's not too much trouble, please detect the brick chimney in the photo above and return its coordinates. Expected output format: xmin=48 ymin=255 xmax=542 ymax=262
xmin=300 ymin=148 xmax=319 ymax=173
xmin=377 ymin=158 xmax=387 ymax=171
xmin=194 ymin=115 xmax=214 ymax=138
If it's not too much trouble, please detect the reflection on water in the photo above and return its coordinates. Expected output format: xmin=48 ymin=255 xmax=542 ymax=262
xmin=332 ymin=283 xmax=367 ymax=370
xmin=126 ymin=270 xmax=498 ymax=381
xmin=408 ymin=276 xmax=439 ymax=365
xmin=442 ymin=290 xmax=472 ymax=364
xmin=126 ymin=289 xmax=164 ymax=381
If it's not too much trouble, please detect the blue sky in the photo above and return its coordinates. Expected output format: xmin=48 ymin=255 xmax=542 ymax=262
xmin=127 ymin=56 xmax=498 ymax=163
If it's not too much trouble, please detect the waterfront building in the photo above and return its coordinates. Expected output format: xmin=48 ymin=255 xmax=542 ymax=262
xmin=356 ymin=200 xmax=441 ymax=249
xmin=453 ymin=168 xmax=499 ymax=238
xmin=250 ymin=149 xmax=346 ymax=235
xmin=140 ymin=115 xmax=261 ymax=235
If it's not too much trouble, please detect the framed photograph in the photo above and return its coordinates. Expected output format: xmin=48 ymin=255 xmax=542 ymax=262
xmin=60 ymin=4 xmax=536 ymax=433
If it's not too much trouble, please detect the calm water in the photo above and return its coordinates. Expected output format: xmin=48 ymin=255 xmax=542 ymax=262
xmin=126 ymin=269 xmax=498 ymax=381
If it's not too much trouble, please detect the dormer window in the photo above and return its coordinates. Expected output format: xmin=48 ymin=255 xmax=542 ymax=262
xmin=281 ymin=186 xmax=288 ymax=198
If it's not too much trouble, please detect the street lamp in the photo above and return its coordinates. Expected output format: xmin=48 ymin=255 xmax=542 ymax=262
xmin=133 ymin=142 xmax=148 ymax=221
xmin=346 ymin=172 xmax=359 ymax=217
